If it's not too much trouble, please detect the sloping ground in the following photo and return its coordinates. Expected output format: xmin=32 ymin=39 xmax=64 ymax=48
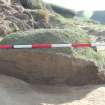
xmin=0 ymin=75 xmax=105 ymax=105
xmin=0 ymin=0 xmax=105 ymax=86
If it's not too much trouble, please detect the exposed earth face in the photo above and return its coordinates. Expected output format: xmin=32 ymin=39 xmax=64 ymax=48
xmin=0 ymin=50 xmax=104 ymax=86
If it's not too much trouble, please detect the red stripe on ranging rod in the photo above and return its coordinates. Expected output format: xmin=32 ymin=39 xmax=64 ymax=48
xmin=32 ymin=44 xmax=52 ymax=48
xmin=0 ymin=45 xmax=12 ymax=49
xmin=72 ymin=44 xmax=92 ymax=48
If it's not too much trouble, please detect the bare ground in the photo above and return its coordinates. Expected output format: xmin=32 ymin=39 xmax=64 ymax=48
xmin=0 ymin=74 xmax=105 ymax=105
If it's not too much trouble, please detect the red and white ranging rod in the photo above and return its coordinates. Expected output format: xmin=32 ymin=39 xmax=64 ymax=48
xmin=0 ymin=43 xmax=105 ymax=49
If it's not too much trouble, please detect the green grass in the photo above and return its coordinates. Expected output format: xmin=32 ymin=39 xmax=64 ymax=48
xmin=74 ymin=48 xmax=105 ymax=65
xmin=0 ymin=29 xmax=90 ymax=44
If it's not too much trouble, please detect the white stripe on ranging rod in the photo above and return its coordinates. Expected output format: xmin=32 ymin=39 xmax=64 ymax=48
xmin=13 ymin=45 xmax=32 ymax=48
xmin=52 ymin=44 xmax=72 ymax=48
xmin=91 ymin=43 xmax=105 ymax=47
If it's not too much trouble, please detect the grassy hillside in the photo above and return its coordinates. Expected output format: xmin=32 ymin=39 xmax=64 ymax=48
xmin=0 ymin=1 xmax=105 ymax=67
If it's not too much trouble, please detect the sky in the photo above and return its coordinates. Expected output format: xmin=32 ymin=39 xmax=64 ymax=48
xmin=43 ymin=0 xmax=105 ymax=11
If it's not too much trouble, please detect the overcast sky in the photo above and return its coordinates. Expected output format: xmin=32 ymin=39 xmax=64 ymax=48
xmin=43 ymin=0 xmax=105 ymax=11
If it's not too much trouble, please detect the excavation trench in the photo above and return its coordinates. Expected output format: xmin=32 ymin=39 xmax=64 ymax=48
xmin=0 ymin=49 xmax=103 ymax=86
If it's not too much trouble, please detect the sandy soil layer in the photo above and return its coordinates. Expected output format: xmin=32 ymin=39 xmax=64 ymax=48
xmin=0 ymin=75 xmax=105 ymax=105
